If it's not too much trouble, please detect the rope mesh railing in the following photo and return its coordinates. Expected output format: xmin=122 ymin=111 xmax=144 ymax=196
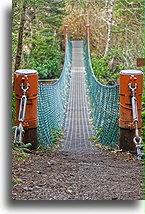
xmin=37 ymin=33 xmax=72 ymax=147
xmin=84 ymin=37 xmax=120 ymax=148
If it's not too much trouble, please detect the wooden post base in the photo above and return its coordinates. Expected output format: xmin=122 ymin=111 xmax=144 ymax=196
xmin=119 ymin=128 xmax=136 ymax=153
xmin=23 ymin=128 xmax=39 ymax=150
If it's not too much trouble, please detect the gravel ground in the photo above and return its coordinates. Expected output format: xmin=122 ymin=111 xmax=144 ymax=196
xmin=12 ymin=147 xmax=144 ymax=200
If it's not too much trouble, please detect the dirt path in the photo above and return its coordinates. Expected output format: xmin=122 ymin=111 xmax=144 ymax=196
xmin=12 ymin=148 xmax=144 ymax=200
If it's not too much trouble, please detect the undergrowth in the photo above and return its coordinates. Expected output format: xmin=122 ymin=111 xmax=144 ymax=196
xmin=48 ymin=128 xmax=65 ymax=150
xmin=23 ymin=40 xmax=64 ymax=79
xmin=91 ymin=48 xmax=126 ymax=86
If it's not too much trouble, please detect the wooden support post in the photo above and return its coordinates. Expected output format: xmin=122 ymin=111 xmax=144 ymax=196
xmin=14 ymin=69 xmax=39 ymax=150
xmin=119 ymin=70 xmax=143 ymax=152
xmin=64 ymin=25 xmax=69 ymax=52
xmin=86 ymin=24 xmax=90 ymax=48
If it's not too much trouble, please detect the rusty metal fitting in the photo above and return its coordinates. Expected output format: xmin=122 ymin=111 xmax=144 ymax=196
xmin=64 ymin=25 xmax=70 ymax=51
xmin=85 ymin=24 xmax=90 ymax=47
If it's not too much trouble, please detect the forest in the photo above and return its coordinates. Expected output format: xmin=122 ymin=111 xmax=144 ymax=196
xmin=12 ymin=0 xmax=144 ymax=135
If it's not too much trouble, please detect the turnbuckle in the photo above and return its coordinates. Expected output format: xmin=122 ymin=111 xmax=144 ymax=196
xmin=128 ymin=82 xmax=144 ymax=159
xmin=14 ymin=82 xmax=30 ymax=143
xmin=18 ymin=94 xmax=27 ymax=122
xmin=14 ymin=122 xmax=24 ymax=143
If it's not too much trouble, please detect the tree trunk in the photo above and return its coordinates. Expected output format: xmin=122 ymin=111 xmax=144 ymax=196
xmin=104 ymin=0 xmax=114 ymax=58
xmin=14 ymin=2 xmax=26 ymax=71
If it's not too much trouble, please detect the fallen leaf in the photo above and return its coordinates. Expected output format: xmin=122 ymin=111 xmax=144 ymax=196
xmin=66 ymin=188 xmax=73 ymax=194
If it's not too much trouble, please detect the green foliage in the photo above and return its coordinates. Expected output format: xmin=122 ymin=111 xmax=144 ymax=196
xmin=89 ymin=127 xmax=103 ymax=143
xmin=12 ymin=177 xmax=23 ymax=185
xmin=91 ymin=57 xmax=118 ymax=85
xmin=50 ymin=128 xmax=64 ymax=149
xmin=91 ymin=48 xmax=126 ymax=85
xmin=39 ymin=128 xmax=64 ymax=151
xmin=12 ymin=0 xmax=65 ymax=78
xmin=12 ymin=126 xmax=32 ymax=153
xmin=13 ymin=140 xmax=32 ymax=153
xmin=12 ymin=91 xmax=16 ymax=125
xmin=23 ymin=41 xmax=64 ymax=79
xmin=40 ymin=128 xmax=65 ymax=151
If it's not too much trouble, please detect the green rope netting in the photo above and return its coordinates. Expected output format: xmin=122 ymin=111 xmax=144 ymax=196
xmin=84 ymin=38 xmax=120 ymax=148
xmin=38 ymin=34 xmax=72 ymax=147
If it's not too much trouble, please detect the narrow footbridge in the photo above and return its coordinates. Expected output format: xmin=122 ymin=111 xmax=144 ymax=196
xmin=38 ymin=29 xmax=120 ymax=151
xmin=63 ymin=41 xmax=94 ymax=152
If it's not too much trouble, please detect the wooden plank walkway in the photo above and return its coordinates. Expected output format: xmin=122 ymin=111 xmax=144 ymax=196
xmin=61 ymin=41 xmax=95 ymax=152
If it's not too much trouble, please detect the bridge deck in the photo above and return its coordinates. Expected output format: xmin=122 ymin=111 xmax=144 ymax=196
xmin=61 ymin=41 xmax=94 ymax=152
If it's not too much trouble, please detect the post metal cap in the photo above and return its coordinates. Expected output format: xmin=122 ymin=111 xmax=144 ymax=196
xmin=64 ymin=25 xmax=69 ymax=28
xmin=15 ymin=69 xmax=38 ymax=75
xmin=86 ymin=24 xmax=90 ymax=27
xmin=120 ymin=70 xmax=143 ymax=75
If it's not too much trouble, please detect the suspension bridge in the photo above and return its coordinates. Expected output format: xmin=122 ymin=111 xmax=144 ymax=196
xmin=14 ymin=25 xmax=143 ymax=158
xmin=12 ymin=25 xmax=144 ymax=201
xmin=37 ymin=28 xmax=120 ymax=152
